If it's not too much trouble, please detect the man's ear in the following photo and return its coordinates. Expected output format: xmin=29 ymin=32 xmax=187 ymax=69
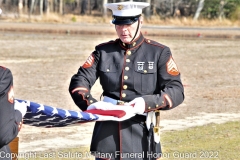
xmin=139 ymin=16 xmax=143 ymax=27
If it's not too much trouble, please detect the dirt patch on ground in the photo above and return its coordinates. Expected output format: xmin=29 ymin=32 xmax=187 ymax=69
xmin=0 ymin=23 xmax=240 ymax=153
xmin=1 ymin=21 xmax=240 ymax=39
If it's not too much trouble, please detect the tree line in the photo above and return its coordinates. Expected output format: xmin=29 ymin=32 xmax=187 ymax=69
xmin=0 ymin=0 xmax=239 ymax=21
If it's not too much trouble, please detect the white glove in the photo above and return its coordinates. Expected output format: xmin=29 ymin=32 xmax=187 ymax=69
xmin=125 ymin=97 xmax=145 ymax=114
xmin=14 ymin=100 xmax=27 ymax=117
xmin=87 ymin=101 xmax=136 ymax=121
xmin=87 ymin=101 xmax=126 ymax=111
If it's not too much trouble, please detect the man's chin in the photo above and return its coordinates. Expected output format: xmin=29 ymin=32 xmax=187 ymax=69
xmin=120 ymin=38 xmax=131 ymax=44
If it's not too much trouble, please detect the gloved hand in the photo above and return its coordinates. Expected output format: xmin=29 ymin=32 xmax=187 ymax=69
xmin=86 ymin=101 xmax=136 ymax=121
xmin=14 ymin=100 xmax=27 ymax=118
xmin=125 ymin=97 xmax=145 ymax=114
xmin=87 ymin=101 xmax=124 ymax=110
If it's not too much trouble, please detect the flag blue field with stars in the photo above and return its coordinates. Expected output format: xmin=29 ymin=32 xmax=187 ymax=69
xmin=16 ymin=99 xmax=127 ymax=127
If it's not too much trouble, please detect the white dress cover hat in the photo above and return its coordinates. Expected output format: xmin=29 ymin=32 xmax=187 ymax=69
xmin=105 ymin=1 xmax=149 ymax=25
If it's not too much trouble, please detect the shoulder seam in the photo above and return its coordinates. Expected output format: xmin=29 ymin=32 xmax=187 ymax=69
xmin=144 ymin=39 xmax=165 ymax=48
xmin=97 ymin=39 xmax=117 ymax=47
xmin=0 ymin=66 xmax=6 ymax=70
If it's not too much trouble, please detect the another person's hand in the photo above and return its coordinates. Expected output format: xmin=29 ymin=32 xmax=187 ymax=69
xmin=14 ymin=100 xmax=27 ymax=117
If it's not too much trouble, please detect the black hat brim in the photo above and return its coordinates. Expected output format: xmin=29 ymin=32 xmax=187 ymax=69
xmin=112 ymin=15 xmax=141 ymax=25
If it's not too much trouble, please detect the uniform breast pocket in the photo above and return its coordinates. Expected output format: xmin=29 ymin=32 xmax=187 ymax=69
xmin=133 ymin=64 xmax=157 ymax=93
xmin=99 ymin=63 xmax=120 ymax=92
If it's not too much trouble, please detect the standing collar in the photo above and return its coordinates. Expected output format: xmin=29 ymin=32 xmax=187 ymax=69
xmin=119 ymin=33 xmax=144 ymax=50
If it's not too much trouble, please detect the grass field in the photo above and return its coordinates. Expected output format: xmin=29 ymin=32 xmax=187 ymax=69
xmin=17 ymin=121 xmax=240 ymax=160
xmin=161 ymin=121 xmax=240 ymax=160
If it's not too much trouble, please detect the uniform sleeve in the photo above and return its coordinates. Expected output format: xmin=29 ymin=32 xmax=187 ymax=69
xmin=69 ymin=51 xmax=100 ymax=111
xmin=142 ymin=47 xmax=184 ymax=112
xmin=0 ymin=67 xmax=22 ymax=148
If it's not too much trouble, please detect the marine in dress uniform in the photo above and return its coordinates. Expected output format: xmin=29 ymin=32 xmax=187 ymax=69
xmin=69 ymin=2 xmax=184 ymax=160
xmin=0 ymin=66 xmax=26 ymax=160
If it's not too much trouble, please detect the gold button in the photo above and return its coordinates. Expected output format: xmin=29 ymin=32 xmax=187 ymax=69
xmin=90 ymin=100 xmax=93 ymax=103
xmin=106 ymin=69 xmax=110 ymax=72
xmin=123 ymin=43 xmax=126 ymax=46
xmin=123 ymin=85 xmax=127 ymax=89
xmin=156 ymin=105 xmax=159 ymax=107
xmin=126 ymin=59 xmax=130 ymax=62
xmin=144 ymin=70 xmax=147 ymax=73
xmin=125 ymin=67 xmax=129 ymax=71
xmin=148 ymin=106 xmax=151 ymax=109
xmin=132 ymin=42 xmax=136 ymax=46
xmin=122 ymin=93 xmax=126 ymax=97
xmin=126 ymin=51 xmax=131 ymax=55
xmin=86 ymin=95 xmax=90 ymax=98
xmin=162 ymin=101 xmax=164 ymax=104
xmin=124 ymin=76 xmax=128 ymax=80
xmin=148 ymin=40 xmax=151 ymax=43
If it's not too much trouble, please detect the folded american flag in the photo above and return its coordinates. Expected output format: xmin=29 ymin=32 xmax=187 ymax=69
xmin=16 ymin=99 xmax=127 ymax=128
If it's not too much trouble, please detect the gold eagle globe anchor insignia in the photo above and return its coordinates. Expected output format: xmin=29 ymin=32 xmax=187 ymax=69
xmin=117 ymin=5 xmax=123 ymax=10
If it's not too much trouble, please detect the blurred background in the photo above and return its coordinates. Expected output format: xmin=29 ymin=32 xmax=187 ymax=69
xmin=0 ymin=0 xmax=240 ymax=26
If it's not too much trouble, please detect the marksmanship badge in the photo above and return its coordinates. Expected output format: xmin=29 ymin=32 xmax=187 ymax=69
xmin=137 ymin=62 xmax=145 ymax=71
xmin=148 ymin=62 xmax=154 ymax=69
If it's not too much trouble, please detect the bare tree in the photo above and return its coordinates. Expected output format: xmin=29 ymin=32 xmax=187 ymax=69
xmin=18 ymin=0 xmax=23 ymax=17
xmin=24 ymin=0 xmax=28 ymax=14
xmin=88 ymin=0 xmax=92 ymax=15
xmin=29 ymin=0 xmax=36 ymax=18
xmin=44 ymin=0 xmax=50 ymax=16
xmin=49 ymin=0 xmax=54 ymax=13
xmin=81 ymin=0 xmax=87 ymax=15
xmin=170 ymin=0 xmax=173 ymax=16
xmin=151 ymin=0 xmax=156 ymax=15
xmin=193 ymin=0 xmax=205 ymax=21
xmin=92 ymin=0 xmax=98 ymax=10
xmin=102 ymin=0 xmax=107 ymax=17
xmin=59 ymin=0 xmax=63 ymax=14
xmin=145 ymin=0 xmax=151 ymax=18
xmin=219 ymin=0 xmax=226 ymax=21
xmin=40 ymin=0 xmax=43 ymax=16
xmin=174 ymin=0 xmax=182 ymax=17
